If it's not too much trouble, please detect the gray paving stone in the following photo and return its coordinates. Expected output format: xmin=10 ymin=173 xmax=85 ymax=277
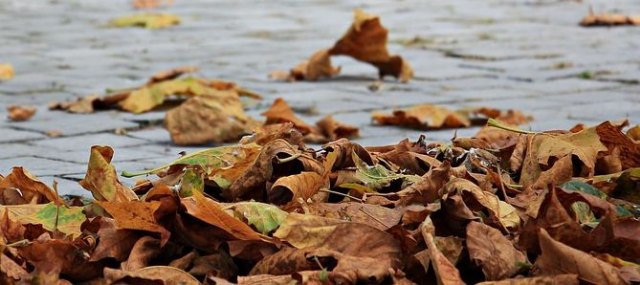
xmin=32 ymin=133 xmax=148 ymax=150
xmin=0 ymin=128 xmax=46 ymax=142
xmin=0 ymin=156 xmax=85 ymax=177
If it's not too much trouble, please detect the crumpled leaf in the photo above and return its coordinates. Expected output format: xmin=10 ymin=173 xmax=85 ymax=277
xmin=262 ymin=98 xmax=314 ymax=135
xmin=110 ymin=13 xmax=180 ymax=29
xmin=466 ymin=221 xmax=528 ymax=280
xmin=0 ymin=203 xmax=85 ymax=238
xmin=0 ymin=64 xmax=14 ymax=80
xmin=223 ymin=201 xmax=288 ymax=234
xmin=329 ymin=9 xmax=413 ymax=82
xmin=165 ymin=92 xmax=259 ymax=145
xmin=79 ymin=146 xmax=138 ymax=202
xmin=307 ymin=202 xmax=402 ymax=231
xmin=287 ymin=49 xmax=341 ymax=81
xmin=0 ymin=167 xmax=63 ymax=204
xmin=6 ymin=105 xmax=36 ymax=122
xmin=83 ymin=217 xmax=140 ymax=262
xmin=269 ymin=171 xmax=326 ymax=205
xmin=476 ymin=275 xmax=579 ymax=285
xmin=273 ymin=9 xmax=412 ymax=82
xmin=534 ymin=228 xmax=626 ymax=284
xmin=372 ymin=104 xmax=471 ymax=130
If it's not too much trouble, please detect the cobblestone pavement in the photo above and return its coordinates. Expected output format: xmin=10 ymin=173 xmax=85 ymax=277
xmin=1 ymin=0 xmax=639 ymax=195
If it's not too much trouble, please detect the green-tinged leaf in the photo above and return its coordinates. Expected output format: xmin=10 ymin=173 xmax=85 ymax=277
xmin=80 ymin=145 xmax=138 ymax=202
xmin=352 ymin=151 xmax=420 ymax=189
xmin=571 ymin=201 xmax=600 ymax=228
xmin=562 ymin=180 xmax=607 ymax=199
xmin=122 ymin=144 xmax=259 ymax=177
xmin=224 ymin=202 xmax=288 ymax=234
xmin=110 ymin=13 xmax=180 ymax=29
xmin=0 ymin=203 xmax=85 ymax=237
xmin=179 ymin=168 xmax=204 ymax=198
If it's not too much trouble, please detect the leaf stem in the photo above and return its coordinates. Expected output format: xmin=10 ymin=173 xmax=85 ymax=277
xmin=319 ymin=189 xmax=364 ymax=203
xmin=487 ymin=118 xmax=537 ymax=134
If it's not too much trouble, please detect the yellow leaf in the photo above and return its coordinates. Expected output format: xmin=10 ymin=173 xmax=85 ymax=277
xmin=0 ymin=64 xmax=14 ymax=80
xmin=111 ymin=13 xmax=180 ymax=29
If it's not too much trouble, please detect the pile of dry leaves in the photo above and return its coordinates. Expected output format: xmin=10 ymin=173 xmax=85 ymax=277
xmin=2 ymin=118 xmax=640 ymax=284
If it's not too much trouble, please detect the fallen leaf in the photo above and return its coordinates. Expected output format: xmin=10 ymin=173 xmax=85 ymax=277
xmin=0 ymin=167 xmax=64 ymax=204
xmin=273 ymin=213 xmax=344 ymax=249
xmin=110 ymin=13 xmax=180 ymax=29
xmin=6 ymin=105 xmax=36 ymax=121
xmin=534 ymin=228 xmax=626 ymax=284
xmin=329 ymin=9 xmax=413 ymax=82
xmin=0 ymin=203 xmax=85 ymax=238
xmin=580 ymin=12 xmax=640 ymax=26
xmin=307 ymin=202 xmax=402 ymax=231
xmin=104 ymin=266 xmax=198 ymax=284
xmin=181 ymin=195 xmax=263 ymax=241
xmin=627 ymin=125 xmax=640 ymax=141
xmin=83 ymin=217 xmax=140 ymax=262
xmin=147 ymin=65 xmax=198 ymax=85
xmin=224 ymin=201 xmax=288 ymax=234
xmin=0 ymin=64 xmax=14 ymax=80
xmin=132 ymin=0 xmax=174 ymax=9
xmin=424 ymin=233 xmax=465 ymax=285
xmin=372 ymin=104 xmax=471 ymax=130
xmin=79 ymin=146 xmax=138 ymax=202
xmin=314 ymin=115 xmax=360 ymax=142
xmin=269 ymin=171 xmax=326 ymax=205
xmin=262 ymin=98 xmax=314 ymax=135
xmin=466 ymin=221 xmax=528 ymax=280
xmin=476 ymin=275 xmax=579 ymax=285
xmin=289 ymin=49 xmax=341 ymax=81
xmin=96 ymin=200 xmax=170 ymax=245
xmin=165 ymin=92 xmax=259 ymax=145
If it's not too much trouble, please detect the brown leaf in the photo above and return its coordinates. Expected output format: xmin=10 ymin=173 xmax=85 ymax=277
xmin=269 ymin=172 xmax=326 ymax=205
xmin=262 ymin=98 xmax=314 ymax=135
xmin=476 ymin=274 xmax=579 ymax=285
xmin=165 ymin=92 xmax=259 ymax=145
xmin=329 ymin=9 xmax=413 ymax=82
xmin=96 ymin=200 xmax=170 ymax=245
xmin=372 ymin=104 xmax=470 ymax=130
xmin=596 ymin=121 xmax=640 ymax=170
xmin=104 ymin=266 xmax=198 ymax=285
xmin=0 ymin=167 xmax=64 ymax=204
xmin=249 ymin=246 xmax=314 ymax=275
xmin=6 ymin=105 xmax=36 ymax=121
xmin=534 ymin=228 xmax=626 ymax=284
xmin=580 ymin=12 xmax=640 ymax=26
xmin=273 ymin=213 xmax=345 ymax=249
xmin=120 ymin=236 xmax=162 ymax=271
xmin=79 ymin=146 xmax=139 ymax=202
xmin=1 ymin=253 xmax=29 ymax=281
xmin=238 ymin=274 xmax=296 ymax=284
xmin=19 ymin=239 xmax=103 ymax=281
xmin=83 ymin=217 xmax=140 ymax=262
xmin=289 ymin=49 xmax=341 ymax=81
xmin=454 ymin=126 xmax=521 ymax=151
xmin=147 ymin=66 xmax=197 ymax=84
xmin=181 ymin=195 xmax=263 ymax=241
xmin=466 ymin=221 xmax=528 ymax=280
xmin=48 ymin=95 xmax=101 ymax=114
xmin=313 ymin=115 xmax=360 ymax=142
xmin=132 ymin=0 xmax=174 ymax=9
xmin=189 ymin=252 xmax=238 ymax=280
xmin=307 ymin=202 xmax=402 ymax=231
xmin=424 ymin=233 xmax=465 ymax=285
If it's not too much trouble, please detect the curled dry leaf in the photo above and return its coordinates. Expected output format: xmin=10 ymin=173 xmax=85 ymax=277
xmin=104 ymin=266 xmax=198 ymax=285
xmin=79 ymin=146 xmax=138 ymax=202
xmin=373 ymin=104 xmax=471 ymax=130
xmin=476 ymin=274 xmax=579 ymax=285
xmin=0 ymin=167 xmax=64 ymax=204
xmin=329 ymin=9 xmax=414 ymax=82
xmin=274 ymin=9 xmax=412 ymax=82
xmin=425 ymin=233 xmax=465 ymax=285
xmin=262 ymin=98 xmax=314 ymax=135
xmin=110 ymin=13 xmax=180 ymax=29
xmin=6 ymin=105 xmax=36 ymax=122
